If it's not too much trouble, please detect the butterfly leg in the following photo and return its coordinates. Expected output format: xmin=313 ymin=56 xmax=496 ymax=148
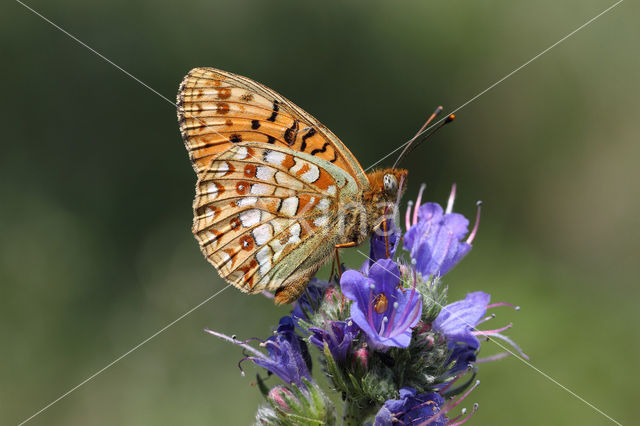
xmin=333 ymin=242 xmax=356 ymax=277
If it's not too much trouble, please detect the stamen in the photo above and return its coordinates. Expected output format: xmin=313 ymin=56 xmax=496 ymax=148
xmin=472 ymin=323 xmax=513 ymax=335
xmin=476 ymin=352 xmax=510 ymax=363
xmin=379 ymin=316 xmax=389 ymax=335
xmin=466 ymin=201 xmax=482 ymax=244
xmin=393 ymin=271 xmax=420 ymax=336
xmin=445 ymin=183 xmax=457 ymax=214
xmin=446 ymin=403 xmax=479 ymax=426
xmin=367 ymin=285 xmax=378 ymax=333
xmin=384 ymin=301 xmax=400 ymax=338
xmin=476 ymin=313 xmax=496 ymax=325
xmin=439 ymin=365 xmax=473 ymax=393
xmin=205 ymin=329 xmax=265 ymax=359
xmin=490 ymin=332 xmax=530 ymax=360
xmin=414 ymin=183 xmax=426 ymax=225
xmin=238 ymin=356 xmax=250 ymax=376
xmin=440 ymin=380 xmax=480 ymax=417
xmin=487 ymin=302 xmax=520 ymax=311
xmin=406 ymin=200 xmax=414 ymax=229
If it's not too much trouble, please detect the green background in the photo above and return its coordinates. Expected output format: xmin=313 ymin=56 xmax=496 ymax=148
xmin=2 ymin=1 xmax=638 ymax=424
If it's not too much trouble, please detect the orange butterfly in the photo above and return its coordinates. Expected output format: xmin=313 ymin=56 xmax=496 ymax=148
xmin=177 ymin=68 xmax=407 ymax=304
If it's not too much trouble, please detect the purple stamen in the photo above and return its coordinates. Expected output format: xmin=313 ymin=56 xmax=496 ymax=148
xmin=379 ymin=316 xmax=389 ymax=335
xmin=490 ymin=332 xmax=530 ymax=360
xmin=466 ymin=201 xmax=482 ymax=244
xmin=367 ymin=284 xmax=378 ymax=334
xmin=393 ymin=275 xmax=419 ymax=336
xmin=486 ymin=302 xmax=520 ymax=311
xmin=445 ymin=183 xmax=457 ymax=214
xmin=446 ymin=403 xmax=478 ymax=426
xmin=472 ymin=323 xmax=513 ymax=335
xmin=414 ymin=183 xmax=426 ymax=226
xmin=439 ymin=365 xmax=473 ymax=393
xmin=205 ymin=329 xmax=265 ymax=359
xmin=406 ymin=200 xmax=414 ymax=229
xmin=439 ymin=380 xmax=480 ymax=418
xmin=476 ymin=314 xmax=496 ymax=325
xmin=476 ymin=352 xmax=510 ymax=363
xmin=237 ymin=356 xmax=251 ymax=376
xmin=384 ymin=301 xmax=400 ymax=338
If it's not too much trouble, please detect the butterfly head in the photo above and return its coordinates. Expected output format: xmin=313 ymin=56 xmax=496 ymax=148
xmin=366 ymin=168 xmax=408 ymax=204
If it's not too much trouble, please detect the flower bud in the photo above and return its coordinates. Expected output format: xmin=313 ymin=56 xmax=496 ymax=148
xmin=324 ymin=285 xmax=339 ymax=302
xmin=353 ymin=347 xmax=369 ymax=370
xmin=268 ymin=386 xmax=296 ymax=413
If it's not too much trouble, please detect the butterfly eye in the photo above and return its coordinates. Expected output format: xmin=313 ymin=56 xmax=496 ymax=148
xmin=383 ymin=174 xmax=398 ymax=195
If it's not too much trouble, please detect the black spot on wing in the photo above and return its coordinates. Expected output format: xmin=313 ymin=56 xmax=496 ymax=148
xmin=267 ymin=100 xmax=279 ymax=122
xmin=267 ymin=136 xmax=276 ymax=144
xmin=251 ymin=120 xmax=261 ymax=129
xmin=284 ymin=120 xmax=299 ymax=146
xmin=230 ymin=134 xmax=242 ymax=143
xmin=310 ymin=142 xmax=330 ymax=156
xmin=300 ymin=128 xmax=316 ymax=152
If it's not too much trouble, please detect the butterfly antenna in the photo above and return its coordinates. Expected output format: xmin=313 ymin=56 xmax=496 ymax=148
xmin=392 ymin=106 xmax=455 ymax=169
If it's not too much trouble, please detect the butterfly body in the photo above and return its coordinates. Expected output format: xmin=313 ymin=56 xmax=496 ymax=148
xmin=177 ymin=68 xmax=406 ymax=303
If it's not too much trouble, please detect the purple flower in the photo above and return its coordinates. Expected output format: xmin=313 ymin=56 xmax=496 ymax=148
xmin=205 ymin=317 xmax=312 ymax=388
xmin=434 ymin=291 xmax=490 ymax=349
xmin=374 ymin=388 xmax=447 ymax=426
xmin=434 ymin=291 xmax=529 ymax=359
xmin=404 ymin=184 xmax=480 ymax=277
xmin=370 ymin=218 xmax=401 ymax=263
xmin=309 ymin=319 xmax=359 ymax=363
xmin=446 ymin=343 xmax=477 ymax=376
xmin=291 ymin=278 xmax=331 ymax=324
xmin=341 ymin=259 xmax=422 ymax=350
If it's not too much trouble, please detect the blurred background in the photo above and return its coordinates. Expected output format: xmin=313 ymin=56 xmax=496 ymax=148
xmin=2 ymin=0 xmax=638 ymax=424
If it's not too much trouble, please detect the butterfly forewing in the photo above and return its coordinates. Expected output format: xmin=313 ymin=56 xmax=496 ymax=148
xmin=177 ymin=67 xmax=368 ymax=187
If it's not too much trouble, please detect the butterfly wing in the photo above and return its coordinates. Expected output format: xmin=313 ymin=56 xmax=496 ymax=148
xmin=193 ymin=143 xmax=360 ymax=302
xmin=177 ymin=67 xmax=368 ymax=187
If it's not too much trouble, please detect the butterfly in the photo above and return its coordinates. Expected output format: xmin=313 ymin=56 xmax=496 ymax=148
xmin=177 ymin=67 xmax=407 ymax=304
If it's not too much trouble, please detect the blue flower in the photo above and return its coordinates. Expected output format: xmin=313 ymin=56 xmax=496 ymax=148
xmin=206 ymin=317 xmax=312 ymax=388
xmin=433 ymin=291 xmax=490 ymax=349
xmin=446 ymin=343 xmax=477 ymax=376
xmin=309 ymin=319 xmax=359 ymax=363
xmin=370 ymin=218 xmax=401 ymax=263
xmin=403 ymin=184 xmax=480 ymax=278
xmin=341 ymin=259 xmax=422 ymax=350
xmin=291 ymin=279 xmax=331 ymax=324
xmin=374 ymin=388 xmax=447 ymax=426
xmin=434 ymin=291 xmax=529 ymax=359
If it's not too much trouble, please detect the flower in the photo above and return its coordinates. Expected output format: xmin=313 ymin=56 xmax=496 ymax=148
xmin=370 ymin=218 xmax=401 ymax=263
xmin=268 ymin=386 xmax=296 ymax=413
xmin=341 ymin=259 xmax=422 ymax=349
xmin=374 ymin=388 xmax=447 ymax=426
xmin=446 ymin=343 xmax=477 ymax=376
xmin=433 ymin=291 xmax=490 ymax=349
xmin=205 ymin=317 xmax=312 ymax=388
xmin=291 ymin=278 xmax=331 ymax=324
xmin=309 ymin=319 xmax=359 ymax=363
xmin=434 ymin=291 xmax=528 ymax=359
xmin=404 ymin=184 xmax=480 ymax=278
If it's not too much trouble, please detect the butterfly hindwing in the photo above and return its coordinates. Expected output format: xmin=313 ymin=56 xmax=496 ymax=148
xmin=192 ymin=143 xmax=360 ymax=296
